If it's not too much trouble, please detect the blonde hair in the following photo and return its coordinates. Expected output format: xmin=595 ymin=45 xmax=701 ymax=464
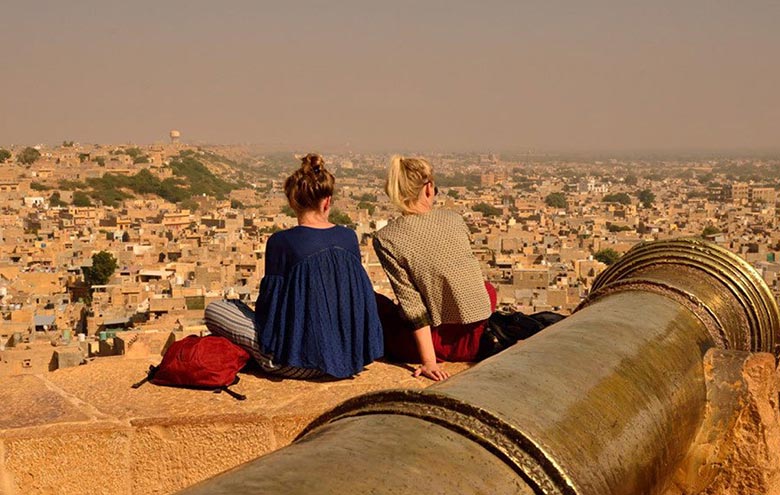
xmin=385 ymin=155 xmax=433 ymax=214
xmin=283 ymin=153 xmax=335 ymax=213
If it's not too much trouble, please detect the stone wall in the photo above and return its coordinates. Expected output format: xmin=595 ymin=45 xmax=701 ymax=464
xmin=2 ymin=349 xmax=780 ymax=494
xmin=0 ymin=356 xmax=470 ymax=495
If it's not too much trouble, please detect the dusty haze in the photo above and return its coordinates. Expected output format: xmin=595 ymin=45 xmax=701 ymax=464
xmin=1 ymin=0 xmax=778 ymax=152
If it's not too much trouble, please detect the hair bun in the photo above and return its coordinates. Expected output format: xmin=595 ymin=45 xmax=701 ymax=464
xmin=285 ymin=153 xmax=335 ymax=213
xmin=301 ymin=153 xmax=324 ymax=175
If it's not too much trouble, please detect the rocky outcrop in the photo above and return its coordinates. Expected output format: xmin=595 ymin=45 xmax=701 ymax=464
xmin=665 ymin=349 xmax=780 ymax=495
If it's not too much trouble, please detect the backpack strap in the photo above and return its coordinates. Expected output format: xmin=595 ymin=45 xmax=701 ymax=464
xmin=221 ymin=386 xmax=247 ymax=401
xmin=131 ymin=365 xmax=158 ymax=389
xmin=220 ymin=375 xmax=246 ymax=400
xmin=213 ymin=384 xmax=247 ymax=401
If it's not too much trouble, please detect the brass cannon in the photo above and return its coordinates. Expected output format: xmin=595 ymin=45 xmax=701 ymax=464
xmin=181 ymin=239 xmax=779 ymax=495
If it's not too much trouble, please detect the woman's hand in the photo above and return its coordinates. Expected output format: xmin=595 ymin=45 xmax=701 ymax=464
xmin=413 ymin=361 xmax=450 ymax=381
xmin=410 ymin=325 xmax=449 ymax=380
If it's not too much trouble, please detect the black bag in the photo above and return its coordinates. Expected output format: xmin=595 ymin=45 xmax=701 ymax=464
xmin=478 ymin=310 xmax=565 ymax=359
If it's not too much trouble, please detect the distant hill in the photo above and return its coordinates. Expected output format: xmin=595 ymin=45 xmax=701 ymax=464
xmin=57 ymin=150 xmax=245 ymax=207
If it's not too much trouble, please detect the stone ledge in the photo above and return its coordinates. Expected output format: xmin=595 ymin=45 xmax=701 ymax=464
xmin=0 ymin=356 xmax=472 ymax=495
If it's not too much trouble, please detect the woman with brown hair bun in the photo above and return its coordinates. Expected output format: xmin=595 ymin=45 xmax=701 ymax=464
xmin=205 ymin=153 xmax=383 ymax=379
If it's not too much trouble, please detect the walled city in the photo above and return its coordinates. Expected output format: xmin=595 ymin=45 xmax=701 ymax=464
xmin=1 ymin=143 xmax=779 ymax=376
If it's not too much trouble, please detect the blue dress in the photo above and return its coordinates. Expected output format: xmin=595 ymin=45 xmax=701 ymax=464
xmin=254 ymin=226 xmax=384 ymax=378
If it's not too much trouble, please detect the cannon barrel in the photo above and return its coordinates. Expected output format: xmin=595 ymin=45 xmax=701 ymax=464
xmin=181 ymin=239 xmax=779 ymax=495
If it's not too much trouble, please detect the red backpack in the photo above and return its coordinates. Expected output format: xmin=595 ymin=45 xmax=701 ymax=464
xmin=133 ymin=335 xmax=250 ymax=400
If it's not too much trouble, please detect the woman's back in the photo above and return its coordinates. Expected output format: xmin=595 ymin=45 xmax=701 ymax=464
xmin=264 ymin=225 xmax=360 ymax=274
xmin=205 ymin=153 xmax=383 ymax=380
xmin=374 ymin=209 xmax=491 ymax=328
xmin=256 ymin=225 xmax=383 ymax=378
xmin=373 ymin=155 xmax=494 ymax=380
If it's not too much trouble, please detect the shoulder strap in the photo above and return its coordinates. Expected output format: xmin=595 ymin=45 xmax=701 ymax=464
xmin=213 ymin=385 xmax=247 ymax=401
xmin=131 ymin=365 xmax=158 ymax=389
xmin=222 ymin=386 xmax=247 ymax=401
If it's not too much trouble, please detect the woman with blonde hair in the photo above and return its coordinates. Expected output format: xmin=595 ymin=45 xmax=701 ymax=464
xmin=205 ymin=153 xmax=383 ymax=379
xmin=373 ymin=156 xmax=497 ymax=381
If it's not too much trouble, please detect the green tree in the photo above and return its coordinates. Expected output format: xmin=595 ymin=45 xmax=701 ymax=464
xmin=281 ymin=204 xmax=296 ymax=216
xmin=180 ymin=198 xmax=199 ymax=212
xmin=158 ymin=178 xmax=188 ymax=203
xmin=637 ymin=189 xmax=655 ymax=208
xmin=436 ymin=172 xmax=481 ymax=188
xmin=59 ymin=179 xmax=86 ymax=190
xmin=697 ymin=173 xmax=714 ymax=185
xmin=447 ymin=189 xmax=460 ymax=199
xmin=18 ymin=147 xmax=41 ymax=165
xmin=602 ymin=193 xmax=631 ymax=205
xmin=545 ymin=192 xmax=567 ymax=209
xmin=88 ymin=185 xmax=129 ymax=207
xmin=624 ymin=174 xmax=638 ymax=186
xmin=82 ymin=251 xmax=118 ymax=288
xmin=72 ymin=191 xmax=92 ymax=207
xmin=608 ymin=224 xmax=633 ymax=233
xmin=329 ymin=208 xmax=353 ymax=226
xmin=357 ymin=201 xmax=376 ymax=215
xmin=124 ymin=147 xmax=143 ymax=159
xmin=702 ymin=225 xmax=721 ymax=237
xmin=30 ymin=181 xmax=50 ymax=191
xmin=169 ymin=154 xmax=234 ymax=200
xmin=127 ymin=169 xmax=161 ymax=194
xmin=471 ymin=202 xmax=502 ymax=217
xmin=49 ymin=191 xmax=67 ymax=207
xmin=594 ymin=248 xmax=621 ymax=265
xmin=0 ymin=148 xmax=10 ymax=163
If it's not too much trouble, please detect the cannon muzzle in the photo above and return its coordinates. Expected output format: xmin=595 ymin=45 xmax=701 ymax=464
xmin=181 ymin=239 xmax=779 ymax=495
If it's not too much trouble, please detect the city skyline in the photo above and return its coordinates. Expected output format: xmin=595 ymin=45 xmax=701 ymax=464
xmin=2 ymin=142 xmax=780 ymax=493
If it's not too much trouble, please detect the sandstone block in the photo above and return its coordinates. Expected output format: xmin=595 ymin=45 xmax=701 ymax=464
xmin=54 ymin=347 xmax=84 ymax=369
xmin=666 ymin=349 xmax=780 ymax=495
xmin=0 ymin=357 xmax=473 ymax=495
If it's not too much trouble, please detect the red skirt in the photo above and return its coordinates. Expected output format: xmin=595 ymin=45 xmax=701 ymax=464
xmin=376 ymin=282 xmax=497 ymax=363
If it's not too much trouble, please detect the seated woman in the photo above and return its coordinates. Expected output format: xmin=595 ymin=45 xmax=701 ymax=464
xmin=205 ymin=154 xmax=383 ymax=379
xmin=373 ymin=156 xmax=496 ymax=381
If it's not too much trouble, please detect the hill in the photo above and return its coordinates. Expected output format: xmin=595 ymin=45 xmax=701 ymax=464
xmin=56 ymin=150 xmax=243 ymax=208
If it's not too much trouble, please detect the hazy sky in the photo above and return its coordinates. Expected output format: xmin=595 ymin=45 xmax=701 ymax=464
xmin=1 ymin=1 xmax=779 ymax=152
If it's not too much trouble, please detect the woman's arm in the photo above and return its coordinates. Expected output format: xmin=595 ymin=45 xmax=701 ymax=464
xmin=412 ymin=325 xmax=450 ymax=381
xmin=372 ymin=237 xmax=431 ymax=328
xmin=374 ymin=237 xmax=449 ymax=381
xmin=263 ymin=233 xmax=286 ymax=275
